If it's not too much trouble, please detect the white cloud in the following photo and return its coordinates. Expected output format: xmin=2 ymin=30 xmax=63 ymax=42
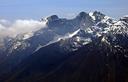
xmin=0 ymin=19 xmax=47 ymax=39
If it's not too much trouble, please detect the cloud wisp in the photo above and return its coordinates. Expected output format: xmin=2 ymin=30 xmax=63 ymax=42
xmin=0 ymin=19 xmax=47 ymax=39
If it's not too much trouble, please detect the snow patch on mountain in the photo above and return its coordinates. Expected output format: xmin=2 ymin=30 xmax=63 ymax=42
xmin=67 ymin=29 xmax=81 ymax=38
xmin=23 ymin=32 xmax=34 ymax=40
xmin=89 ymin=12 xmax=96 ymax=20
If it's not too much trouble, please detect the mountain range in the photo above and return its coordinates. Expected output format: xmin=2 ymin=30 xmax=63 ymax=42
xmin=0 ymin=11 xmax=128 ymax=82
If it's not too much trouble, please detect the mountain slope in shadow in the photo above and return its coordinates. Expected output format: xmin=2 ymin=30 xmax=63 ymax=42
xmin=4 ymin=37 xmax=128 ymax=82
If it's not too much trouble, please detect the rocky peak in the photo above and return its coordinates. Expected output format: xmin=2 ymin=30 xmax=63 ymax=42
xmin=76 ymin=12 xmax=88 ymax=19
xmin=120 ymin=15 xmax=128 ymax=23
xmin=76 ymin=12 xmax=94 ymax=22
xmin=47 ymin=15 xmax=59 ymax=22
xmin=92 ymin=11 xmax=106 ymax=22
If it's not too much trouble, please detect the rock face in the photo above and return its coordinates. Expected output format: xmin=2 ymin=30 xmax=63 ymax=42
xmin=0 ymin=11 xmax=128 ymax=82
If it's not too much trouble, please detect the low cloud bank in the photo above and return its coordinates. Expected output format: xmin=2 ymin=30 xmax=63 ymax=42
xmin=0 ymin=19 xmax=47 ymax=39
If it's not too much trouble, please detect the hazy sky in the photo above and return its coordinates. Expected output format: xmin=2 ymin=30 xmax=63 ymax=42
xmin=0 ymin=0 xmax=128 ymax=20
